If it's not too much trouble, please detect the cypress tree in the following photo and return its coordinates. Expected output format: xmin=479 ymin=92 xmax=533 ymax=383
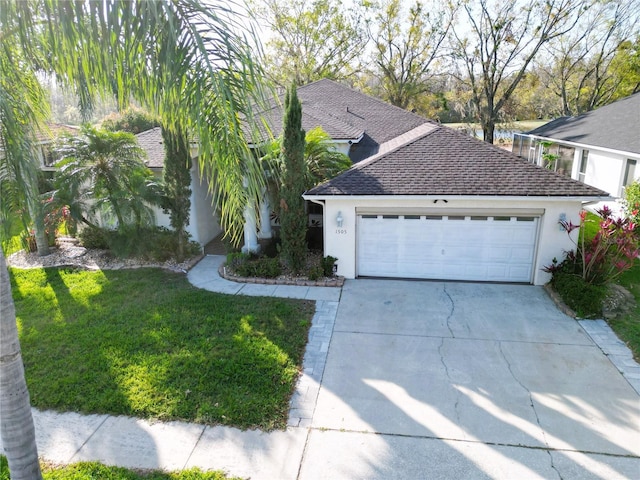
xmin=279 ymin=84 xmax=307 ymax=272
xmin=161 ymin=126 xmax=192 ymax=261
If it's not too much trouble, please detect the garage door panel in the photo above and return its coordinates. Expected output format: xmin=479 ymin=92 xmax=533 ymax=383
xmin=357 ymin=215 xmax=538 ymax=283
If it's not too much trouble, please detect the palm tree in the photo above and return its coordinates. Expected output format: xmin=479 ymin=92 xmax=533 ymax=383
xmin=262 ymin=126 xmax=352 ymax=206
xmin=0 ymin=39 xmax=51 ymax=256
xmin=0 ymin=252 xmax=41 ymax=479
xmin=0 ymin=1 xmax=267 ymax=477
xmin=54 ymin=126 xmax=159 ymax=231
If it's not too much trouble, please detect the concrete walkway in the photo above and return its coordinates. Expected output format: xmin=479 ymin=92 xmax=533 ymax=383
xmin=5 ymin=256 xmax=640 ymax=479
xmin=187 ymin=255 xmax=342 ymax=302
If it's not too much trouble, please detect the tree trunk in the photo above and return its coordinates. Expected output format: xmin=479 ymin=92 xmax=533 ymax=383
xmin=482 ymin=120 xmax=495 ymax=144
xmin=25 ymin=173 xmax=49 ymax=257
xmin=0 ymin=252 xmax=42 ymax=480
xmin=31 ymin=211 xmax=50 ymax=257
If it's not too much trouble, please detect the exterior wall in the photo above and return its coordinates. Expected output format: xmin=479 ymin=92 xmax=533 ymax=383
xmin=331 ymin=142 xmax=351 ymax=156
xmin=150 ymin=164 xmax=221 ymax=246
xmin=186 ymin=163 xmax=221 ymax=245
xmin=583 ymin=149 xmax=638 ymax=197
xmin=318 ymin=197 xmax=583 ymax=285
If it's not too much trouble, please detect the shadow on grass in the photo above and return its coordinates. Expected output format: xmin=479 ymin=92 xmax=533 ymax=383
xmin=10 ymin=266 xmax=314 ymax=430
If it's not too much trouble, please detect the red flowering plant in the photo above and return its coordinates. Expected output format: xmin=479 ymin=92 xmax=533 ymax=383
xmin=546 ymin=206 xmax=639 ymax=285
xmin=623 ymin=180 xmax=640 ymax=227
xmin=43 ymin=194 xmax=75 ymax=238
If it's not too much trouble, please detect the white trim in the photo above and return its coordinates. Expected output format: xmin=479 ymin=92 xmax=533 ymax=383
xmin=355 ymin=207 xmax=545 ymax=216
xmin=518 ymin=133 xmax=640 ymax=160
xmin=304 ymin=194 xmax=610 ymax=202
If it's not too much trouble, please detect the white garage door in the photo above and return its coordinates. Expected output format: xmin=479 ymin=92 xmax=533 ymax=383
xmin=357 ymin=214 xmax=539 ymax=283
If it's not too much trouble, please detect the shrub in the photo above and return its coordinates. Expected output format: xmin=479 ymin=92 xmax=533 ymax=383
xmin=551 ymin=207 xmax=639 ymax=285
xmin=79 ymin=226 xmax=199 ymax=261
xmin=552 ymin=272 xmax=607 ymax=318
xmin=321 ymin=255 xmax=337 ymax=277
xmin=227 ymin=253 xmax=282 ymax=278
xmin=78 ymin=226 xmax=111 ymax=249
xmin=307 ymin=265 xmax=323 ymax=281
xmin=226 ymin=252 xmax=250 ymax=271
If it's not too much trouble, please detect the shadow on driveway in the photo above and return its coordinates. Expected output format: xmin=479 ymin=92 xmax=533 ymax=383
xmin=300 ymin=280 xmax=640 ymax=479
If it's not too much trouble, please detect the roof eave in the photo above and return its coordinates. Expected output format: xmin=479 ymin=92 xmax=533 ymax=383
xmin=518 ymin=133 xmax=640 ymax=158
xmin=302 ymin=193 xmax=611 ymax=202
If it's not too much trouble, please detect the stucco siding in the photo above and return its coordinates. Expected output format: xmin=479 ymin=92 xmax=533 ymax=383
xmin=150 ymin=165 xmax=221 ymax=246
xmin=583 ymin=150 xmax=627 ymax=197
xmin=187 ymin=163 xmax=221 ymax=245
xmin=319 ymin=197 xmax=582 ymax=285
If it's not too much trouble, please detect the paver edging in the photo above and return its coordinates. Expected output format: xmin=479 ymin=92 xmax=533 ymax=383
xmin=218 ymin=263 xmax=345 ymax=287
xmin=543 ymin=283 xmax=577 ymax=318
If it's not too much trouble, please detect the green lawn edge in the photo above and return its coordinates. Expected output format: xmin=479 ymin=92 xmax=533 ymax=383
xmin=0 ymin=457 xmax=243 ymax=480
xmin=10 ymin=266 xmax=314 ymax=430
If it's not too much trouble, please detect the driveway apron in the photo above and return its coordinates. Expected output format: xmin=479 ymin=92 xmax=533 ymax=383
xmin=299 ymin=280 xmax=640 ymax=480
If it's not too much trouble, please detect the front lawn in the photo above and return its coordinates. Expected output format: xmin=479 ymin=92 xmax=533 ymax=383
xmin=0 ymin=457 xmax=240 ymax=480
xmin=614 ymin=263 xmax=640 ymax=361
xmin=10 ymin=267 xmax=314 ymax=430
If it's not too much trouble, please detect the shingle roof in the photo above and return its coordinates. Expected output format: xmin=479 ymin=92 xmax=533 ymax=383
xmin=253 ymin=102 xmax=363 ymax=141
xmin=306 ymin=126 xmax=608 ymax=198
xmin=136 ymin=127 xmax=164 ymax=168
xmin=35 ymin=124 xmax=79 ymax=142
xmin=527 ymin=93 xmax=640 ymax=155
xmin=253 ymin=79 xmax=431 ymax=162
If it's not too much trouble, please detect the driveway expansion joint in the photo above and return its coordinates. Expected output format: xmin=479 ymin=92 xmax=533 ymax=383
xmin=305 ymin=426 xmax=640 ymax=458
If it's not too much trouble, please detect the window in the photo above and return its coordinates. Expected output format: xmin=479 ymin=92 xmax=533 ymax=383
xmin=520 ymin=136 xmax=531 ymax=161
xmin=556 ymin=145 xmax=575 ymax=177
xmin=623 ymin=159 xmax=637 ymax=192
xmin=512 ymin=134 xmax=523 ymax=157
xmin=578 ymin=150 xmax=589 ymax=183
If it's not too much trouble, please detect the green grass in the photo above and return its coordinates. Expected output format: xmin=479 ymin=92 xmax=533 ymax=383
xmin=614 ymin=262 xmax=640 ymax=361
xmin=442 ymin=119 xmax=549 ymax=132
xmin=10 ymin=267 xmax=314 ymax=430
xmin=578 ymin=210 xmax=639 ymax=359
xmin=580 ymin=211 xmax=601 ymax=244
xmin=1 ymin=457 xmax=241 ymax=480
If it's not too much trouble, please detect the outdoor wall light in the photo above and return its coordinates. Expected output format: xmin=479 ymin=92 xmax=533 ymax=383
xmin=559 ymin=212 xmax=566 ymax=231
xmin=336 ymin=211 xmax=344 ymax=228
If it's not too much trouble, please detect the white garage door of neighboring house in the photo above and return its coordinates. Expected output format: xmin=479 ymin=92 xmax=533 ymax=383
xmin=357 ymin=214 xmax=539 ymax=283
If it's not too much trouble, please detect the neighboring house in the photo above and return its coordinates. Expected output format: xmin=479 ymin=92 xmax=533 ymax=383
xmin=36 ymin=124 xmax=80 ymax=172
xmin=512 ymin=93 xmax=640 ymax=199
xmin=304 ymin=122 xmax=608 ymax=285
xmin=135 ymin=127 xmax=220 ymax=246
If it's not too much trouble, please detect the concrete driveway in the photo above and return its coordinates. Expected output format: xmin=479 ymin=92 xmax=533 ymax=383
xmin=299 ymin=280 xmax=640 ymax=479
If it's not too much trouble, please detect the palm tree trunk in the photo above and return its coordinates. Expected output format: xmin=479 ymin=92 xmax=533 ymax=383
xmin=30 ymin=207 xmax=50 ymax=257
xmin=0 ymin=252 xmax=42 ymax=480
